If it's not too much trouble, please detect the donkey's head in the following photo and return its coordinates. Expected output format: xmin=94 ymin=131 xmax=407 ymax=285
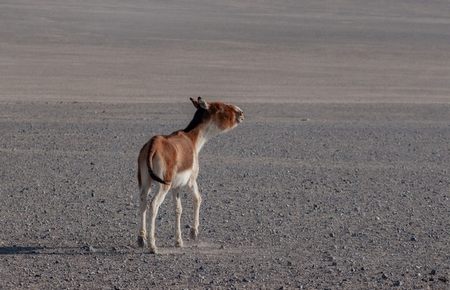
xmin=189 ymin=97 xmax=244 ymax=132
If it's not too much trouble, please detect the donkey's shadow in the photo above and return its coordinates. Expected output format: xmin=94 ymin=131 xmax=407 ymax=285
xmin=0 ymin=246 xmax=43 ymax=255
xmin=0 ymin=245 xmax=128 ymax=256
xmin=0 ymin=241 xmax=236 ymax=256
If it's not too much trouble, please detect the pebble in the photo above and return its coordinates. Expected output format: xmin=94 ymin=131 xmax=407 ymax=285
xmin=82 ymin=245 xmax=97 ymax=253
xmin=438 ymin=276 xmax=448 ymax=283
xmin=393 ymin=280 xmax=403 ymax=287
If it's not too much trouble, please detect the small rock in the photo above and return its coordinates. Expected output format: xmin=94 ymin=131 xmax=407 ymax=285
xmin=430 ymin=269 xmax=437 ymax=275
xmin=410 ymin=236 xmax=417 ymax=242
xmin=393 ymin=280 xmax=403 ymax=287
xmin=82 ymin=245 xmax=97 ymax=253
xmin=381 ymin=273 xmax=388 ymax=279
xmin=438 ymin=276 xmax=448 ymax=283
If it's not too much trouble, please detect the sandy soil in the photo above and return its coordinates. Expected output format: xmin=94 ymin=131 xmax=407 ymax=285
xmin=1 ymin=1 xmax=449 ymax=289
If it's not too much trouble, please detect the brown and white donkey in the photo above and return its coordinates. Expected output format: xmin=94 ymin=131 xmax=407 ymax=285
xmin=137 ymin=97 xmax=244 ymax=253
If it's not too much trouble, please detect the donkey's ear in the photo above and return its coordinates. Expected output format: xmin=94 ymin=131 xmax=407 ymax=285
xmin=190 ymin=97 xmax=199 ymax=108
xmin=198 ymin=97 xmax=209 ymax=110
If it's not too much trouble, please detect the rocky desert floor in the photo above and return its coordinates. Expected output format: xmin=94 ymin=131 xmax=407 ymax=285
xmin=1 ymin=1 xmax=450 ymax=289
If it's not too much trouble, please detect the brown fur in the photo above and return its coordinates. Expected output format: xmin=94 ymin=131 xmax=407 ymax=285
xmin=149 ymin=133 xmax=194 ymax=183
xmin=136 ymin=97 xmax=244 ymax=253
xmin=140 ymin=100 xmax=242 ymax=185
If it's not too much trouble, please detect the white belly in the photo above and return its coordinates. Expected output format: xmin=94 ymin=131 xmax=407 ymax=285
xmin=171 ymin=170 xmax=192 ymax=188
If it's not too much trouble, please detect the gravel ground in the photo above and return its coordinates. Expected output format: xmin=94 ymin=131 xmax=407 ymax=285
xmin=1 ymin=0 xmax=450 ymax=289
xmin=1 ymin=101 xmax=449 ymax=289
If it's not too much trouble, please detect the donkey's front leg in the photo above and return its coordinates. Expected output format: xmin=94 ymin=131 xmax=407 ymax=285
xmin=172 ymin=189 xmax=183 ymax=247
xmin=189 ymin=180 xmax=202 ymax=240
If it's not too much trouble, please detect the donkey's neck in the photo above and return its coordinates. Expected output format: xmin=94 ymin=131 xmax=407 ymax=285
xmin=185 ymin=122 xmax=219 ymax=153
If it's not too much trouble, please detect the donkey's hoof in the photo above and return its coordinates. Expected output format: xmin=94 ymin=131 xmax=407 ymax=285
xmin=137 ymin=236 xmax=148 ymax=248
xmin=190 ymin=228 xmax=198 ymax=240
xmin=149 ymin=245 xmax=158 ymax=254
xmin=175 ymin=240 xmax=184 ymax=248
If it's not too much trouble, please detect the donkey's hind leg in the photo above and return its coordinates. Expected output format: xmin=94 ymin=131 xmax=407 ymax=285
xmin=148 ymin=183 xmax=171 ymax=254
xmin=172 ymin=189 xmax=183 ymax=247
xmin=137 ymin=180 xmax=151 ymax=248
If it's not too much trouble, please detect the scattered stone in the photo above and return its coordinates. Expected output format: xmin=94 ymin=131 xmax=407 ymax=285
xmin=410 ymin=235 xmax=417 ymax=242
xmin=430 ymin=269 xmax=437 ymax=275
xmin=438 ymin=276 xmax=448 ymax=283
xmin=82 ymin=245 xmax=97 ymax=253
xmin=393 ymin=280 xmax=403 ymax=287
xmin=381 ymin=273 xmax=388 ymax=279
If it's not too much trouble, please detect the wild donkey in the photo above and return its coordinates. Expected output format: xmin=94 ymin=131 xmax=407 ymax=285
xmin=137 ymin=97 xmax=244 ymax=253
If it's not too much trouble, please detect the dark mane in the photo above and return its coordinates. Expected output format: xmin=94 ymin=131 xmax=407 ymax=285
xmin=183 ymin=108 xmax=207 ymax=132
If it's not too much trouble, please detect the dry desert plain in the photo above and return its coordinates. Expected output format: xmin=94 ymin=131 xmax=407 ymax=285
xmin=1 ymin=1 xmax=449 ymax=289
